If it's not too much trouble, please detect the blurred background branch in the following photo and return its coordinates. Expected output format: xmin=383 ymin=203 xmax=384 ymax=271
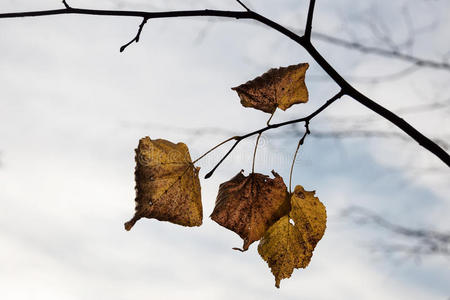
xmin=342 ymin=206 xmax=450 ymax=259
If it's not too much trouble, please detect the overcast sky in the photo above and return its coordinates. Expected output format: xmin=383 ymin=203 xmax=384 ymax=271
xmin=0 ymin=0 xmax=449 ymax=299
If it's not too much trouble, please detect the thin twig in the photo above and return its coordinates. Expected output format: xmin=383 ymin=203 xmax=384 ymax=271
xmin=205 ymin=139 xmax=241 ymax=179
xmin=289 ymin=121 xmax=310 ymax=193
xmin=120 ymin=17 xmax=148 ymax=52
xmin=62 ymin=0 xmax=71 ymax=9
xmin=235 ymin=0 xmax=251 ymax=12
xmin=205 ymin=91 xmax=344 ymax=178
xmin=304 ymin=0 xmax=316 ymax=41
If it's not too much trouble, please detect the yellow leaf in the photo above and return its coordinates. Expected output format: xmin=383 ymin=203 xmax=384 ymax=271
xmin=257 ymin=216 xmax=311 ymax=288
xmin=290 ymin=185 xmax=327 ymax=250
xmin=232 ymin=63 xmax=309 ymax=114
xmin=258 ymin=185 xmax=326 ymax=288
xmin=210 ymin=171 xmax=289 ymax=251
xmin=124 ymin=137 xmax=202 ymax=230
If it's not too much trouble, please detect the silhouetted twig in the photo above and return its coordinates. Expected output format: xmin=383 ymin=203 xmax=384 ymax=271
xmin=62 ymin=0 xmax=71 ymax=9
xmin=304 ymin=0 xmax=316 ymax=41
xmin=235 ymin=0 xmax=250 ymax=12
xmin=120 ymin=17 xmax=148 ymax=52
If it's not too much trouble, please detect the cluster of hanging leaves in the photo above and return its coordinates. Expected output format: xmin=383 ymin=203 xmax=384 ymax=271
xmin=125 ymin=63 xmax=327 ymax=288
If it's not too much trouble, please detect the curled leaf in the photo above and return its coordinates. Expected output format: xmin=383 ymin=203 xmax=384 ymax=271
xmin=210 ymin=170 xmax=289 ymax=251
xmin=258 ymin=185 xmax=326 ymax=288
xmin=124 ymin=137 xmax=202 ymax=230
xmin=232 ymin=63 xmax=309 ymax=113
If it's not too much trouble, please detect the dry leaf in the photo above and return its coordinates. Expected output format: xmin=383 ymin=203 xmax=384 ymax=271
xmin=124 ymin=137 xmax=202 ymax=230
xmin=232 ymin=63 xmax=309 ymax=113
xmin=258 ymin=185 xmax=326 ymax=288
xmin=290 ymin=186 xmax=327 ymax=250
xmin=210 ymin=170 xmax=289 ymax=251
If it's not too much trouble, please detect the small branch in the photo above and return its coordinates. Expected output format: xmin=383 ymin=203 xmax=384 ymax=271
xmin=205 ymin=91 xmax=344 ymax=178
xmin=235 ymin=0 xmax=251 ymax=12
xmin=289 ymin=121 xmax=310 ymax=193
xmin=120 ymin=17 xmax=148 ymax=52
xmin=62 ymin=0 xmax=71 ymax=9
xmin=304 ymin=0 xmax=316 ymax=41
xmin=205 ymin=139 xmax=241 ymax=179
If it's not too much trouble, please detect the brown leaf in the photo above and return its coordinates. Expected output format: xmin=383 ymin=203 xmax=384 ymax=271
xmin=210 ymin=170 xmax=289 ymax=251
xmin=232 ymin=63 xmax=309 ymax=114
xmin=124 ymin=137 xmax=202 ymax=230
xmin=258 ymin=185 xmax=326 ymax=288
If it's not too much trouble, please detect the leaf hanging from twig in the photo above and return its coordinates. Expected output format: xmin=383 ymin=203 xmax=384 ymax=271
xmin=210 ymin=170 xmax=289 ymax=251
xmin=232 ymin=63 xmax=309 ymax=113
xmin=258 ymin=185 xmax=326 ymax=288
xmin=124 ymin=137 xmax=202 ymax=230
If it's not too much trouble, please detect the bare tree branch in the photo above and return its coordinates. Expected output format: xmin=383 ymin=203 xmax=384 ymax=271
xmin=0 ymin=5 xmax=449 ymax=167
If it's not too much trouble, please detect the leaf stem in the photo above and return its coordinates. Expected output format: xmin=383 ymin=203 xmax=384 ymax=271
xmin=289 ymin=121 xmax=310 ymax=193
xmin=252 ymin=133 xmax=262 ymax=173
xmin=192 ymin=136 xmax=238 ymax=164
xmin=267 ymin=110 xmax=275 ymax=126
xmin=252 ymin=112 xmax=274 ymax=173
